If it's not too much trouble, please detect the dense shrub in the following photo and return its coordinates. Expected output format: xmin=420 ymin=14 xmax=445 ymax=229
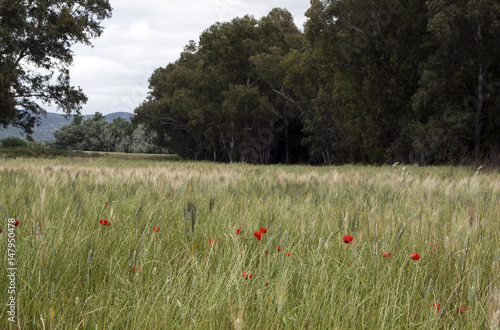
xmin=0 ymin=137 xmax=28 ymax=148
xmin=0 ymin=147 xmax=90 ymax=158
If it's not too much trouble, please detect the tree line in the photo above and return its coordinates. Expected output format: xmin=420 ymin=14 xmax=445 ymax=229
xmin=134 ymin=1 xmax=500 ymax=165
xmin=53 ymin=113 xmax=167 ymax=154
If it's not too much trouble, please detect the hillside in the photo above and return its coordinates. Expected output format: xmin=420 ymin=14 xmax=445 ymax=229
xmin=0 ymin=112 xmax=134 ymax=142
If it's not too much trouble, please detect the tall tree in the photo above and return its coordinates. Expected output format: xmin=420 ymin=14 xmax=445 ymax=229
xmin=0 ymin=0 xmax=112 ymax=137
xmin=412 ymin=0 xmax=500 ymax=161
xmin=135 ymin=9 xmax=307 ymax=164
xmin=299 ymin=0 xmax=430 ymax=164
xmin=134 ymin=43 xmax=210 ymax=159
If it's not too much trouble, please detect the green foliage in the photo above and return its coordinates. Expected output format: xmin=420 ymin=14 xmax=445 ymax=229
xmin=409 ymin=0 xmax=500 ymax=162
xmin=0 ymin=147 xmax=89 ymax=158
xmin=134 ymin=3 xmax=500 ymax=165
xmin=0 ymin=0 xmax=112 ymax=136
xmin=129 ymin=123 xmax=166 ymax=154
xmin=53 ymin=113 xmax=167 ymax=154
xmin=0 ymin=136 xmax=28 ymax=148
xmin=134 ymin=8 xmax=308 ymax=164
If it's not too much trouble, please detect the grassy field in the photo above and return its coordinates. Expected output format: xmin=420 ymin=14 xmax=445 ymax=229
xmin=0 ymin=158 xmax=499 ymax=329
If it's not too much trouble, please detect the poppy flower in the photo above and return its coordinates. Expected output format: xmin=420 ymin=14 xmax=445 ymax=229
xmin=208 ymin=238 xmax=217 ymax=246
xmin=131 ymin=265 xmax=141 ymax=272
xmin=266 ymin=282 xmax=269 ymax=286
xmin=105 ymin=201 xmax=109 ymax=206
xmin=457 ymin=305 xmax=468 ymax=313
xmin=286 ymin=251 xmax=294 ymax=257
xmin=253 ymin=231 xmax=262 ymax=241
xmin=242 ymin=271 xmax=253 ymax=280
xmin=410 ymin=253 xmax=420 ymax=260
xmin=14 ymin=220 xmax=20 ymax=226
xmin=432 ymin=244 xmax=438 ymax=250
xmin=0 ymin=229 xmax=2 ymax=234
xmin=153 ymin=226 xmax=160 ymax=232
xmin=343 ymin=235 xmax=353 ymax=244
xmin=99 ymin=220 xmax=110 ymax=226
xmin=430 ymin=302 xmax=440 ymax=311
xmin=259 ymin=227 xmax=267 ymax=234
xmin=382 ymin=252 xmax=392 ymax=258
xmin=264 ymin=250 xmax=268 ymax=254
xmin=236 ymin=228 xmax=241 ymax=235
xmin=276 ymin=245 xmax=284 ymax=251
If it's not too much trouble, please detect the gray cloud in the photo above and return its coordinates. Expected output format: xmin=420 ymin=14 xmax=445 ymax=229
xmin=63 ymin=0 xmax=309 ymax=115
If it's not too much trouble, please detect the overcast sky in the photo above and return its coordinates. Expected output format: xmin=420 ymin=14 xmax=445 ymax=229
xmin=65 ymin=0 xmax=310 ymax=116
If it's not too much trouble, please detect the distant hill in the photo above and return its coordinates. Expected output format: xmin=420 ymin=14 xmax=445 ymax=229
xmin=0 ymin=112 xmax=134 ymax=142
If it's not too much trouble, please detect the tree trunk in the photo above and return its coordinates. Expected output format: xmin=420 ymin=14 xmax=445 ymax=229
xmin=474 ymin=64 xmax=485 ymax=160
xmin=285 ymin=115 xmax=290 ymax=165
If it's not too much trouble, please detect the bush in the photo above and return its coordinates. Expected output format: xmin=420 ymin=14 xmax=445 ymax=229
xmin=0 ymin=137 xmax=28 ymax=148
xmin=0 ymin=147 xmax=90 ymax=158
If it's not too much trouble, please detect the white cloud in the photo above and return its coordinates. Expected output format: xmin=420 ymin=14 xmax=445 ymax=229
xmin=62 ymin=0 xmax=309 ymax=115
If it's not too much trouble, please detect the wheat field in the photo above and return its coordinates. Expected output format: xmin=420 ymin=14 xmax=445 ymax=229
xmin=0 ymin=157 xmax=499 ymax=329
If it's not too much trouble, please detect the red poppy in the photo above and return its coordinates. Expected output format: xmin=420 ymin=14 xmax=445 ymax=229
xmin=153 ymin=226 xmax=160 ymax=232
xmin=410 ymin=253 xmax=420 ymax=260
xmin=382 ymin=252 xmax=392 ymax=258
xmin=457 ymin=305 xmax=468 ymax=313
xmin=286 ymin=251 xmax=294 ymax=257
xmin=0 ymin=229 xmax=2 ymax=234
xmin=430 ymin=302 xmax=440 ymax=311
xmin=343 ymin=235 xmax=353 ymax=244
xmin=14 ymin=220 xmax=20 ymax=226
xmin=105 ymin=201 xmax=109 ymax=206
xmin=236 ymin=228 xmax=241 ymax=235
xmin=253 ymin=231 xmax=262 ymax=241
xmin=131 ymin=265 xmax=141 ymax=272
xmin=242 ymin=271 xmax=253 ymax=280
xmin=264 ymin=250 xmax=268 ymax=254
xmin=432 ymin=244 xmax=438 ymax=250
xmin=208 ymin=238 xmax=216 ymax=246
xmin=99 ymin=220 xmax=110 ymax=226
xmin=259 ymin=227 xmax=267 ymax=234
xmin=276 ymin=245 xmax=284 ymax=251
xmin=427 ymin=173 xmax=430 ymax=176
xmin=266 ymin=282 xmax=269 ymax=286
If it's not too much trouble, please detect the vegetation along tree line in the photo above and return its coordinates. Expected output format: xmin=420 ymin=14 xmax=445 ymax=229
xmin=134 ymin=1 xmax=500 ymax=165
xmin=1 ymin=1 xmax=499 ymax=164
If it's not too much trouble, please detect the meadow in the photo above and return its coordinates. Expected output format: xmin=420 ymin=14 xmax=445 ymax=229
xmin=0 ymin=157 xmax=499 ymax=329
